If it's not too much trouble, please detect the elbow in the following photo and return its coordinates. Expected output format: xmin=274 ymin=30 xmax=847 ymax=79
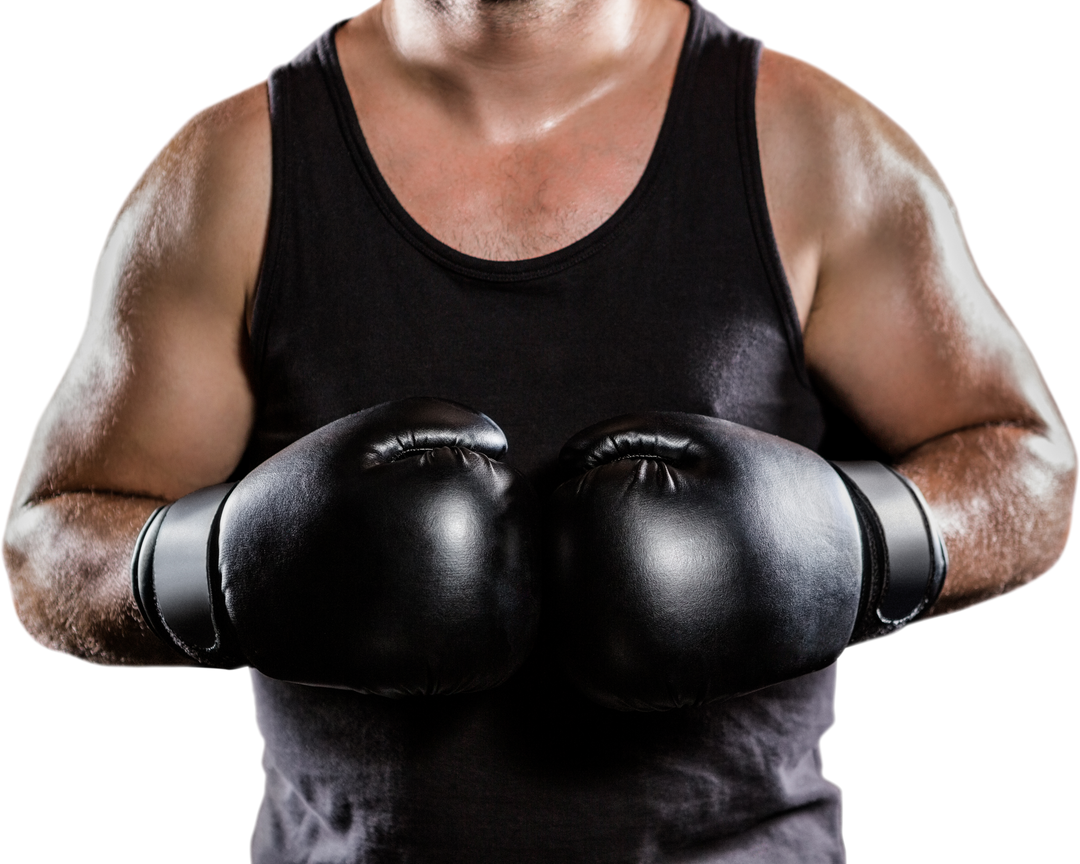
xmin=1020 ymin=421 xmax=1076 ymax=581
xmin=3 ymin=527 xmax=72 ymax=656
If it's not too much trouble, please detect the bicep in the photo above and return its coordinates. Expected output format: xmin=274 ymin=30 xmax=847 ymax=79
xmin=25 ymin=224 xmax=256 ymax=503
xmin=16 ymin=89 xmax=269 ymax=507
xmin=803 ymin=128 xmax=1060 ymax=454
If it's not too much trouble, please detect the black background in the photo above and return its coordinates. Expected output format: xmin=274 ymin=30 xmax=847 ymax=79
xmin=4 ymin=3 xmax=1075 ymax=859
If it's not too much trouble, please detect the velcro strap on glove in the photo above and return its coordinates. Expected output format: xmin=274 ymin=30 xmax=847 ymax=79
xmin=831 ymin=462 xmax=948 ymax=643
xmin=131 ymin=483 xmax=243 ymax=667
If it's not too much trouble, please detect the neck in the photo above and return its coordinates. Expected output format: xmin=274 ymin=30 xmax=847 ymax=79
xmin=383 ymin=0 xmax=642 ymax=64
xmin=377 ymin=0 xmax=682 ymax=141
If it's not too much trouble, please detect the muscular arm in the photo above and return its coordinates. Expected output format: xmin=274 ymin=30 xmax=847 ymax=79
xmin=2 ymin=85 xmax=271 ymax=663
xmin=758 ymin=50 xmax=1075 ymax=615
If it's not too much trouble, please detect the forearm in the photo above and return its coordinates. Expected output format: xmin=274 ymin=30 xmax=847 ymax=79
xmin=895 ymin=422 xmax=1076 ymax=616
xmin=4 ymin=492 xmax=190 ymax=665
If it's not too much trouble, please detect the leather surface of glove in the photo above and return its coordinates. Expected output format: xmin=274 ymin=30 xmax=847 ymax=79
xmin=133 ymin=398 xmax=541 ymax=696
xmin=548 ymin=413 xmax=865 ymax=711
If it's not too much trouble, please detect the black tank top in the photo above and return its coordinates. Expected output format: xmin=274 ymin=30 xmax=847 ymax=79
xmin=244 ymin=4 xmax=844 ymax=861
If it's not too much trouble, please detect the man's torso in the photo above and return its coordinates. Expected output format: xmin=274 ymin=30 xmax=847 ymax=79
xmin=243 ymin=7 xmax=845 ymax=861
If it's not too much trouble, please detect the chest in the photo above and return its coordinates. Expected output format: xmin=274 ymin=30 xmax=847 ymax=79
xmin=371 ymin=131 xmax=652 ymax=260
xmin=364 ymin=115 xmax=662 ymax=260
xmin=340 ymin=55 xmax=676 ymax=261
xmin=246 ymin=18 xmax=826 ymax=479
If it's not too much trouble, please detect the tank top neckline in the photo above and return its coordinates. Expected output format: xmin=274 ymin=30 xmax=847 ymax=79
xmin=317 ymin=0 xmax=703 ymax=282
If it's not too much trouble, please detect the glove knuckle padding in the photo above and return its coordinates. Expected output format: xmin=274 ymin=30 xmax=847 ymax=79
xmin=551 ymin=413 xmax=862 ymax=710
xmin=217 ymin=398 xmax=539 ymax=695
xmin=346 ymin=396 xmax=509 ymax=464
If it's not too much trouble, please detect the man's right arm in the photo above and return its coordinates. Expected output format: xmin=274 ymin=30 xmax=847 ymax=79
xmin=3 ymin=84 xmax=271 ymax=665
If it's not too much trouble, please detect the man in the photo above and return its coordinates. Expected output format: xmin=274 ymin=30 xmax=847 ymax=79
xmin=4 ymin=3 xmax=1075 ymax=859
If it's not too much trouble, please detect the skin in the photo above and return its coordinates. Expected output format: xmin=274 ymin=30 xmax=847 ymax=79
xmin=3 ymin=0 xmax=1074 ymax=663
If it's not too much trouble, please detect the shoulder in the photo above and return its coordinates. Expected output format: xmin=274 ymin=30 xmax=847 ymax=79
xmin=112 ymin=83 xmax=271 ymax=313
xmin=756 ymin=48 xmax=943 ymax=208
xmin=755 ymin=49 xmax=951 ymax=323
xmin=132 ymin=83 xmax=270 ymax=197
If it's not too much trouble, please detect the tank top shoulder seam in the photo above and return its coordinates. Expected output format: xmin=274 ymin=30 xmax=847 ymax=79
xmin=247 ymin=66 xmax=293 ymax=407
xmin=733 ymin=38 xmax=813 ymax=392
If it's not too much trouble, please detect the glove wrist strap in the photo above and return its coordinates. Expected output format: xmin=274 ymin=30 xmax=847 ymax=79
xmin=831 ymin=462 xmax=948 ymax=643
xmin=131 ymin=483 xmax=242 ymax=667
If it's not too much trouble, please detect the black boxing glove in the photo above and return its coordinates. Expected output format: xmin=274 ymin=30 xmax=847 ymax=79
xmin=132 ymin=398 xmax=540 ymax=695
xmin=548 ymin=412 xmax=946 ymax=710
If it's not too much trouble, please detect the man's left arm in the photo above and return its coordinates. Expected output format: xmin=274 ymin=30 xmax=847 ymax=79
xmin=758 ymin=49 xmax=1076 ymax=615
